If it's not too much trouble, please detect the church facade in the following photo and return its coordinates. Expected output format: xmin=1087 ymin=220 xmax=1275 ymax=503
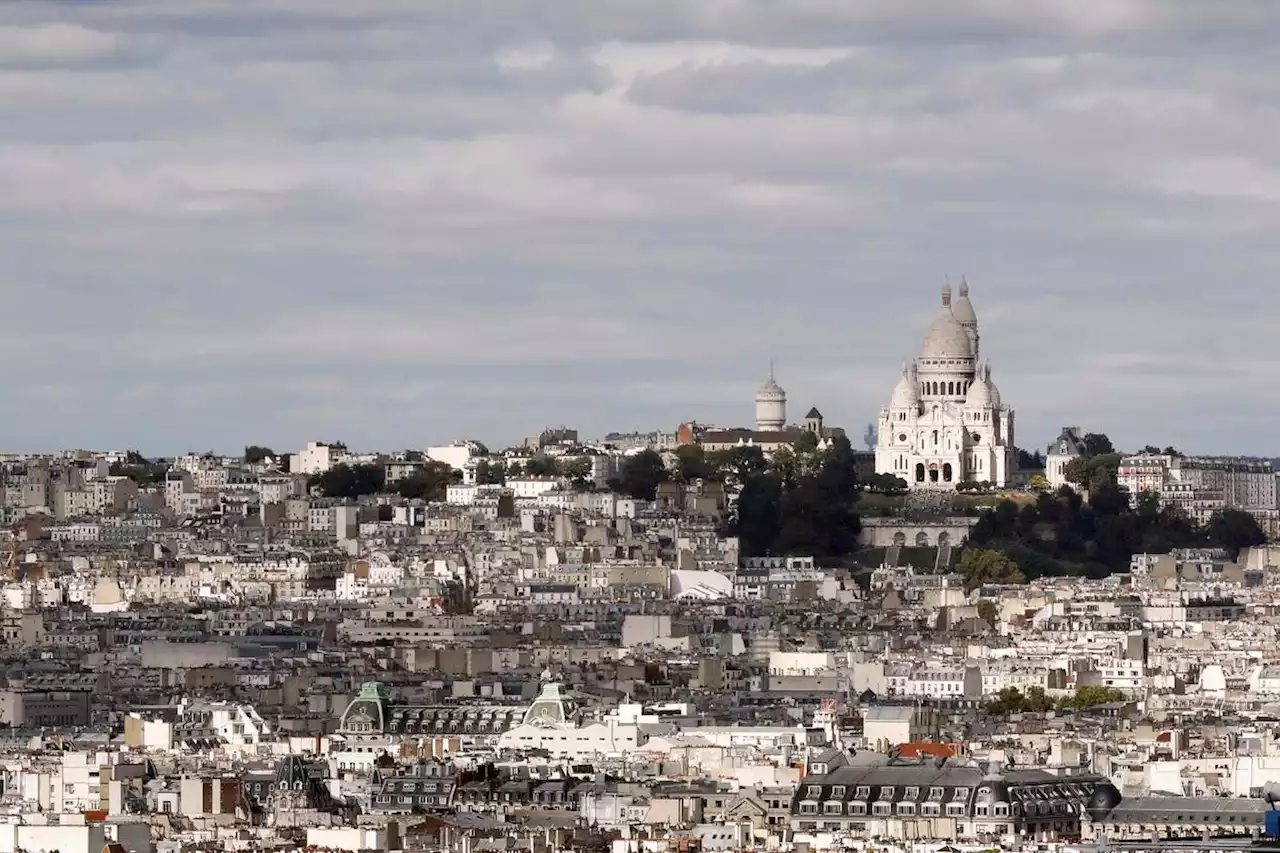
xmin=875 ymin=281 xmax=1016 ymax=489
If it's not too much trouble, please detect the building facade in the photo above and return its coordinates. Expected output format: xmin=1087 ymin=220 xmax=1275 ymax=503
xmin=876 ymin=281 xmax=1016 ymax=489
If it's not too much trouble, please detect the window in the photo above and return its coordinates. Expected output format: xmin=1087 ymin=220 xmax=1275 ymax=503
xmin=849 ymin=802 xmax=867 ymax=815
xmin=855 ymin=786 xmax=870 ymax=799
xmin=897 ymin=803 xmax=916 ymax=816
xmin=824 ymin=802 xmax=843 ymax=815
xmin=953 ymin=788 xmax=969 ymax=800
xmin=807 ymin=786 xmax=821 ymax=798
xmin=879 ymin=786 xmax=895 ymax=800
xmin=800 ymin=803 xmax=818 ymax=815
xmin=872 ymin=803 xmax=891 ymax=816
xmin=831 ymin=786 xmax=846 ymax=799
xmin=904 ymin=786 xmax=920 ymax=800
xmin=928 ymin=787 xmax=944 ymax=801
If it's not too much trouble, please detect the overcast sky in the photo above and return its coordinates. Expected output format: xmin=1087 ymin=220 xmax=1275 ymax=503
xmin=0 ymin=1 xmax=1276 ymax=456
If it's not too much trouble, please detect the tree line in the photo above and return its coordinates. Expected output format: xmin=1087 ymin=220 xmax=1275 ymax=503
xmin=966 ymin=486 xmax=1265 ymax=583
xmin=985 ymin=684 xmax=1128 ymax=715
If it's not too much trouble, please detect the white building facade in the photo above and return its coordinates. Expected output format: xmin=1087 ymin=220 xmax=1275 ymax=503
xmin=875 ymin=280 xmax=1016 ymax=489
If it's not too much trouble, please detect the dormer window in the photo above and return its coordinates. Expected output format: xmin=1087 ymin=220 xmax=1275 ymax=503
xmin=831 ymin=786 xmax=846 ymax=799
xmin=855 ymin=786 xmax=870 ymax=799
xmin=810 ymin=763 xmax=827 ymax=775
xmin=928 ymin=787 xmax=944 ymax=801
xmin=807 ymin=785 xmax=821 ymax=798
xmin=953 ymin=788 xmax=969 ymax=801
xmin=904 ymin=786 xmax=920 ymax=800
xmin=879 ymin=786 xmax=895 ymax=800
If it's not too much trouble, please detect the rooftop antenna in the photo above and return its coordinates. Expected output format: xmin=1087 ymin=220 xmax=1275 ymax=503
xmin=769 ymin=357 xmax=775 ymax=381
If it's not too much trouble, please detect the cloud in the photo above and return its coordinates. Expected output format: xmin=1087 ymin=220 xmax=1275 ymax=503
xmin=0 ymin=0 xmax=1275 ymax=455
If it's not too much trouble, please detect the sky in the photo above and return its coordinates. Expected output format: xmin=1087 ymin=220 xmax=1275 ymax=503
xmin=0 ymin=1 xmax=1277 ymax=456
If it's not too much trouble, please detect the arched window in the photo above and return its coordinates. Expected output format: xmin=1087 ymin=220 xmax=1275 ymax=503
xmin=947 ymin=381 xmax=954 ymax=395
xmin=915 ymin=463 xmax=925 ymax=483
xmin=932 ymin=430 xmax=939 ymax=445
xmin=915 ymin=532 xmax=929 ymax=546
xmin=943 ymin=463 xmax=953 ymax=482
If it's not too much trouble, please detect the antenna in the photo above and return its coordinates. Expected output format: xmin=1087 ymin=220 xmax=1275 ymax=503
xmin=769 ymin=358 xmax=775 ymax=381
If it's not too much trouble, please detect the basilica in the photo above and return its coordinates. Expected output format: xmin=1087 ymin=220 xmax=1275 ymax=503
xmin=875 ymin=280 xmax=1016 ymax=489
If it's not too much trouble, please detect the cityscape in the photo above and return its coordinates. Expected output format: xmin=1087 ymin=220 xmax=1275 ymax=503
xmin=0 ymin=281 xmax=1278 ymax=853
xmin=3 ymin=3 xmax=1280 ymax=853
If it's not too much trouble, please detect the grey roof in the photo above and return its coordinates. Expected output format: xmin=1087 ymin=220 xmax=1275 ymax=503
xmin=1103 ymin=796 xmax=1266 ymax=824
xmin=863 ymin=705 xmax=916 ymax=721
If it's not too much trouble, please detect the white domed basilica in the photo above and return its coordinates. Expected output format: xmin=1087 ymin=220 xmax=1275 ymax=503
xmin=875 ymin=280 xmax=1016 ymax=489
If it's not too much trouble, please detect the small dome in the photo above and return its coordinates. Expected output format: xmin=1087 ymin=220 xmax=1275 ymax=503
xmin=964 ymin=376 xmax=993 ymax=409
xmin=890 ymin=364 xmax=920 ymax=409
xmin=1085 ymin=782 xmax=1122 ymax=822
xmin=983 ymin=364 xmax=1002 ymax=408
xmin=756 ymin=378 xmax=785 ymax=401
xmin=921 ymin=310 xmax=973 ymax=360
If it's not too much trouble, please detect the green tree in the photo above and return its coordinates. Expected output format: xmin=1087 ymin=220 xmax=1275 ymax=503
xmin=1064 ymin=453 xmax=1121 ymax=491
xmin=563 ymin=458 xmax=594 ymax=488
xmin=1060 ymin=685 xmax=1126 ymax=709
xmin=986 ymin=686 xmax=1026 ymax=715
xmin=976 ymin=599 xmax=999 ymax=628
xmin=711 ymin=446 xmax=768 ymax=484
xmin=1028 ymin=474 xmax=1050 ymax=491
xmin=611 ymin=450 xmax=670 ymax=500
xmin=396 ymin=461 xmax=459 ymax=501
xmin=309 ymin=463 xmax=386 ymax=498
xmin=1024 ymin=685 xmax=1054 ymax=712
xmin=1083 ymin=433 xmax=1114 ymax=456
xmin=674 ymin=444 xmax=715 ymax=482
xmin=957 ymin=548 xmax=1026 ymax=591
xmin=244 ymin=445 xmax=276 ymax=464
xmin=523 ymin=455 xmax=561 ymax=477
xmin=475 ymin=459 xmax=506 ymax=485
xmin=1204 ymin=508 xmax=1266 ymax=558
xmin=792 ymin=430 xmax=819 ymax=454
xmin=730 ymin=437 xmax=862 ymax=561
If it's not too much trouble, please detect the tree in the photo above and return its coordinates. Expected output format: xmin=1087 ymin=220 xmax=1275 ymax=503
xmin=792 ymin=430 xmax=819 ymax=454
xmin=976 ymin=599 xmax=999 ymax=628
xmin=1063 ymin=453 xmax=1121 ymax=491
xmin=711 ymin=446 xmax=768 ymax=484
xmin=110 ymin=458 xmax=168 ymax=485
xmin=1204 ymin=508 xmax=1266 ymax=558
xmin=1028 ymin=474 xmax=1050 ymax=492
xmin=563 ymin=458 xmax=594 ymax=488
xmin=729 ymin=437 xmax=863 ymax=562
xmin=956 ymin=548 xmax=1026 ymax=591
xmin=864 ymin=473 xmax=908 ymax=493
xmin=1060 ymin=685 xmax=1126 ymax=709
xmin=475 ymin=459 xmax=506 ymax=485
xmin=396 ymin=461 xmax=459 ymax=502
xmin=611 ymin=450 xmax=670 ymax=500
xmin=523 ymin=455 xmax=561 ymax=477
xmin=1015 ymin=448 xmax=1044 ymax=470
xmin=1083 ymin=433 xmax=1114 ymax=456
xmin=674 ymin=444 xmax=715 ymax=482
xmin=309 ymin=463 xmax=385 ymax=498
xmin=1024 ymin=685 xmax=1054 ymax=712
xmin=244 ymin=445 xmax=276 ymax=464
xmin=985 ymin=685 xmax=1053 ymax=715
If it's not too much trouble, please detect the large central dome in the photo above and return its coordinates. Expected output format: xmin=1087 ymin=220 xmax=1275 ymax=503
xmin=921 ymin=310 xmax=973 ymax=360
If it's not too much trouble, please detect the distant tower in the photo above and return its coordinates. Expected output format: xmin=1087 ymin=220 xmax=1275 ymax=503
xmin=864 ymin=423 xmax=877 ymax=451
xmin=755 ymin=363 xmax=787 ymax=432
